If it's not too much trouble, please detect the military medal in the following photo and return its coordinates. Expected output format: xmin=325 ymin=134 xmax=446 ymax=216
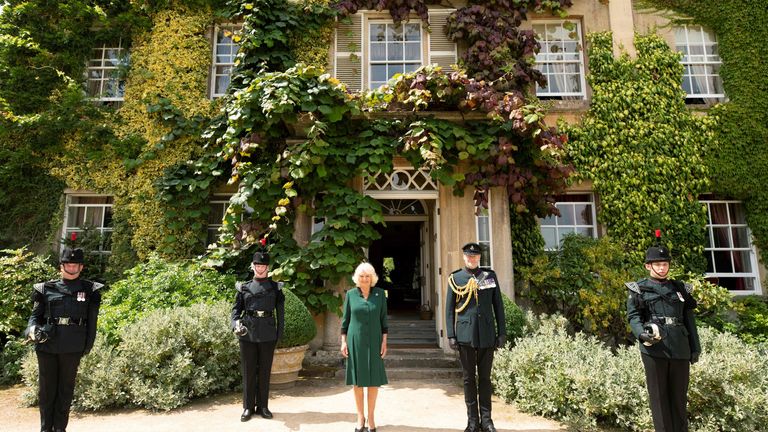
xmin=77 ymin=291 xmax=86 ymax=302
xmin=676 ymin=291 xmax=685 ymax=302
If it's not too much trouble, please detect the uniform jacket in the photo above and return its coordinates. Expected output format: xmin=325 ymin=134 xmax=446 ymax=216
xmin=26 ymin=278 xmax=104 ymax=354
xmin=231 ymin=278 xmax=285 ymax=343
xmin=445 ymin=267 xmax=506 ymax=348
xmin=627 ymin=278 xmax=701 ymax=360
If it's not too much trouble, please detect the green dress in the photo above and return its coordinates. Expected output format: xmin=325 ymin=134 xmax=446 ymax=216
xmin=341 ymin=287 xmax=388 ymax=387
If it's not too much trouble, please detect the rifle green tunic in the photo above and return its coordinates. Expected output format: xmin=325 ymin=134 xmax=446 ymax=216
xmin=341 ymin=287 xmax=388 ymax=387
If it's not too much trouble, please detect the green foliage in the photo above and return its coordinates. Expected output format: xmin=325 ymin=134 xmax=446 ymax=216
xmin=0 ymin=336 xmax=31 ymax=385
xmin=22 ymin=301 xmax=240 ymax=411
xmin=564 ymin=31 xmax=712 ymax=271
xmin=500 ymin=293 xmax=526 ymax=346
xmin=0 ymin=248 xmax=57 ymax=336
xmin=493 ymin=318 xmax=768 ymax=431
xmin=99 ymin=255 xmax=235 ymax=343
xmin=509 ymin=210 xmax=544 ymax=269
xmin=729 ymin=296 xmax=768 ymax=345
xmin=518 ymin=234 xmax=636 ymax=343
xmin=640 ymin=0 xmax=768 ymax=261
xmin=278 ymin=287 xmax=317 ymax=348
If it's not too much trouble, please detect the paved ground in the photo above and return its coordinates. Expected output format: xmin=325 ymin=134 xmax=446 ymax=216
xmin=1 ymin=378 xmax=565 ymax=432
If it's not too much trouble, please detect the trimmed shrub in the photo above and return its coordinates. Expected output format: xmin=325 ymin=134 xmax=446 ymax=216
xmin=729 ymin=296 xmax=768 ymax=345
xmin=278 ymin=286 xmax=316 ymax=348
xmin=500 ymin=293 xmax=526 ymax=346
xmin=99 ymin=255 xmax=235 ymax=343
xmin=493 ymin=316 xmax=768 ymax=431
xmin=0 ymin=336 xmax=32 ymax=385
xmin=0 ymin=248 xmax=57 ymax=336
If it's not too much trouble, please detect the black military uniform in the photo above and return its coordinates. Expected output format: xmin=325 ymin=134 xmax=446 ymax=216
xmin=626 ymin=244 xmax=701 ymax=432
xmin=445 ymin=243 xmax=506 ymax=432
xmin=25 ymin=248 xmax=103 ymax=432
xmin=231 ymin=251 xmax=285 ymax=421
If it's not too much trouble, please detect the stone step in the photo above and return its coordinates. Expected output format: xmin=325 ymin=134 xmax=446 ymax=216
xmin=386 ymin=367 xmax=463 ymax=380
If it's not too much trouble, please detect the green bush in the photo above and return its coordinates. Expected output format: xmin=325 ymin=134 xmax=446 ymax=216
xmin=22 ymin=301 xmax=239 ymax=411
xmin=0 ymin=336 xmax=32 ymax=385
xmin=493 ymin=317 xmax=768 ymax=431
xmin=0 ymin=248 xmax=57 ymax=336
xmin=500 ymin=293 xmax=526 ymax=346
xmin=99 ymin=255 xmax=235 ymax=343
xmin=278 ymin=286 xmax=316 ymax=348
xmin=729 ymin=296 xmax=768 ymax=345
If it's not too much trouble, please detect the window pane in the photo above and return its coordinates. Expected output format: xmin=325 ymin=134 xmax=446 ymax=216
xmin=388 ymin=43 xmax=403 ymax=61
xmin=731 ymin=227 xmax=749 ymax=248
xmin=576 ymin=227 xmax=593 ymax=238
xmin=729 ymin=202 xmax=746 ymax=224
xmin=557 ymin=204 xmax=575 ymax=225
xmin=103 ymin=207 xmax=113 ymax=228
xmin=404 ymin=24 xmax=420 ymax=41
xmin=709 ymin=203 xmax=728 ymax=223
xmin=732 ymin=251 xmax=752 ymax=273
xmin=477 ymin=217 xmax=490 ymax=242
xmin=371 ymin=24 xmax=386 ymax=42
xmin=371 ymin=64 xmax=387 ymax=82
xmin=542 ymin=227 xmax=557 ymax=250
xmin=404 ymin=63 xmax=420 ymax=73
xmin=404 ymin=43 xmax=420 ymax=61
xmin=387 ymin=64 xmax=403 ymax=78
xmin=559 ymin=227 xmax=575 ymax=243
xmin=371 ymin=42 xmax=386 ymax=61
xmin=705 ymin=251 xmax=714 ymax=273
xmin=574 ymin=203 xmax=591 ymax=225
xmin=712 ymin=227 xmax=731 ymax=248
xmin=388 ymin=25 xmax=403 ymax=42
xmin=67 ymin=207 xmax=86 ymax=227
xmin=713 ymin=250 xmax=733 ymax=273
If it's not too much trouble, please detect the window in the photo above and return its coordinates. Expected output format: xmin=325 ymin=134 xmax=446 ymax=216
xmin=62 ymin=195 xmax=114 ymax=253
xmin=311 ymin=217 xmax=325 ymax=242
xmin=702 ymin=199 xmax=761 ymax=293
xmin=476 ymin=194 xmax=492 ymax=268
xmin=87 ymin=40 xmax=128 ymax=102
xmin=207 ymin=193 xmax=232 ymax=246
xmin=532 ymin=21 xmax=586 ymax=100
xmin=369 ymin=22 xmax=422 ymax=89
xmin=674 ymin=25 xmax=725 ymax=103
xmin=539 ymin=193 xmax=597 ymax=250
xmin=211 ymin=24 xmax=242 ymax=98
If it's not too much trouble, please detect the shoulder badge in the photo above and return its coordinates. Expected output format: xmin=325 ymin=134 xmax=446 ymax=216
xmin=33 ymin=282 xmax=46 ymax=294
xmin=235 ymin=281 xmax=245 ymax=293
xmin=91 ymin=282 xmax=105 ymax=292
xmin=624 ymin=281 xmax=641 ymax=294
xmin=683 ymin=282 xmax=693 ymax=294
xmin=276 ymin=281 xmax=284 ymax=291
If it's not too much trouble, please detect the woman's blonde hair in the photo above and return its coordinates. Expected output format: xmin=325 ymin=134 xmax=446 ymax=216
xmin=352 ymin=262 xmax=379 ymax=287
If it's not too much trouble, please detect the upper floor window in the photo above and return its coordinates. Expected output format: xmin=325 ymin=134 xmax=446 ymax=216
xmin=476 ymin=193 xmax=492 ymax=268
xmin=532 ymin=21 xmax=586 ymax=100
xmin=62 ymin=195 xmax=114 ymax=253
xmin=207 ymin=193 xmax=232 ymax=246
xmin=87 ymin=40 xmax=128 ymax=102
xmin=369 ymin=22 xmax=422 ymax=89
xmin=539 ymin=193 xmax=597 ymax=250
xmin=674 ymin=25 xmax=725 ymax=104
xmin=211 ymin=24 xmax=242 ymax=98
xmin=701 ymin=198 xmax=761 ymax=293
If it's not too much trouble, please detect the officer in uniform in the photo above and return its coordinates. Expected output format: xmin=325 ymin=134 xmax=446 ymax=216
xmin=231 ymin=250 xmax=285 ymax=422
xmin=626 ymin=232 xmax=701 ymax=432
xmin=445 ymin=242 xmax=506 ymax=432
xmin=25 ymin=247 xmax=104 ymax=432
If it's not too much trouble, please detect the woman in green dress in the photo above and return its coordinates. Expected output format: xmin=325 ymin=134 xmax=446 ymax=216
xmin=341 ymin=262 xmax=388 ymax=432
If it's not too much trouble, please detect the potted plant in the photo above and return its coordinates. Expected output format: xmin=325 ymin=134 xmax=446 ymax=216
xmin=420 ymin=301 xmax=433 ymax=320
xmin=271 ymin=286 xmax=316 ymax=387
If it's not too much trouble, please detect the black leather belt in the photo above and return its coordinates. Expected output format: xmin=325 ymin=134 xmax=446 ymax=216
xmin=244 ymin=310 xmax=273 ymax=317
xmin=48 ymin=317 xmax=87 ymax=326
xmin=651 ymin=315 xmax=681 ymax=325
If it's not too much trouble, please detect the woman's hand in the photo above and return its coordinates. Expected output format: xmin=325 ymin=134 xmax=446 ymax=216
xmin=340 ymin=340 xmax=348 ymax=358
xmin=380 ymin=338 xmax=387 ymax=358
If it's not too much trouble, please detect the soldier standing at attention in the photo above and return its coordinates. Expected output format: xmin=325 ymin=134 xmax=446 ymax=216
xmin=25 ymin=247 xmax=104 ymax=432
xmin=626 ymin=230 xmax=701 ymax=432
xmin=231 ymin=250 xmax=285 ymax=422
xmin=445 ymin=242 xmax=506 ymax=432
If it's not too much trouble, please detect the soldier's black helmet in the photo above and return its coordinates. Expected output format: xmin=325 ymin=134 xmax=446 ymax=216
xmin=252 ymin=251 xmax=270 ymax=265
xmin=645 ymin=245 xmax=671 ymax=263
xmin=60 ymin=247 xmax=85 ymax=264
xmin=462 ymin=242 xmax=482 ymax=256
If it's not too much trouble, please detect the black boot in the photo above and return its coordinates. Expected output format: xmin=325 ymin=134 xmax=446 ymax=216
xmin=481 ymin=420 xmax=497 ymax=432
xmin=257 ymin=406 xmax=273 ymax=419
xmin=241 ymin=408 xmax=254 ymax=422
xmin=464 ymin=422 xmax=480 ymax=432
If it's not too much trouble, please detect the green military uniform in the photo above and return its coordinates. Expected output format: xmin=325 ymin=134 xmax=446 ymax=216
xmin=627 ymin=243 xmax=701 ymax=432
xmin=445 ymin=243 xmax=506 ymax=432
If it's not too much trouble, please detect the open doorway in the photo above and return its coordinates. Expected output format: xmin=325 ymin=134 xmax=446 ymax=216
xmin=368 ymin=221 xmax=423 ymax=315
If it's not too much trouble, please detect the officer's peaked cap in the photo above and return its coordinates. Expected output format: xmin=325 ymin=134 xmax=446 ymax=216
xmin=252 ymin=251 xmax=270 ymax=264
xmin=60 ymin=247 xmax=85 ymax=264
xmin=645 ymin=246 xmax=671 ymax=263
xmin=462 ymin=242 xmax=482 ymax=256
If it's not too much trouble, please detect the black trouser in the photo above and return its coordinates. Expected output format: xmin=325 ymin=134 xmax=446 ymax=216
xmin=239 ymin=339 xmax=277 ymax=410
xmin=36 ymin=351 xmax=82 ymax=432
xmin=641 ymin=353 xmax=690 ymax=432
xmin=458 ymin=345 xmax=495 ymax=426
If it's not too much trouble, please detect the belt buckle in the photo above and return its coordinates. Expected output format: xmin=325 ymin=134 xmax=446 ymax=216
xmin=59 ymin=317 xmax=70 ymax=325
xmin=256 ymin=311 xmax=266 ymax=317
xmin=665 ymin=317 xmax=674 ymax=325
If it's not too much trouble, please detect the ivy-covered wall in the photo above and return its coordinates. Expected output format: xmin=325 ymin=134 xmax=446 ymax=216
xmin=639 ymin=0 xmax=768 ymax=256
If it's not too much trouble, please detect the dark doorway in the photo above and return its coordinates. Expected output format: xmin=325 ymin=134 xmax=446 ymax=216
xmin=368 ymin=221 xmax=422 ymax=312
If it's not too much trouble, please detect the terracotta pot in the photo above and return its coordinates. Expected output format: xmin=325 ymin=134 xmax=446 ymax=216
xmin=270 ymin=344 xmax=309 ymax=387
xmin=419 ymin=310 xmax=433 ymax=320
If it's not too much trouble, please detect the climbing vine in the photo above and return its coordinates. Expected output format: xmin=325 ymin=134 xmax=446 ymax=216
xmin=564 ymin=32 xmax=712 ymax=271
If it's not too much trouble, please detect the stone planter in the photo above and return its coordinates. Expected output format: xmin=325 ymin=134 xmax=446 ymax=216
xmin=270 ymin=344 xmax=309 ymax=388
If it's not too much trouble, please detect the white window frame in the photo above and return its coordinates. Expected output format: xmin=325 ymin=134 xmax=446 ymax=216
xmin=367 ymin=20 xmax=423 ymax=89
xmin=532 ymin=20 xmax=587 ymax=100
xmin=207 ymin=193 xmax=233 ymax=246
xmin=539 ymin=193 xmax=598 ymax=251
xmin=210 ymin=23 xmax=242 ymax=98
xmin=86 ymin=40 xmax=128 ymax=102
xmin=476 ymin=192 xmax=493 ymax=268
xmin=674 ymin=25 xmax=725 ymax=101
xmin=62 ymin=194 xmax=114 ymax=254
xmin=701 ymin=199 xmax=761 ymax=295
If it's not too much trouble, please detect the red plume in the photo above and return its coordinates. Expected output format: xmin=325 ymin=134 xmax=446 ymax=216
xmin=259 ymin=237 xmax=267 ymax=247
xmin=70 ymin=232 xmax=78 ymax=241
